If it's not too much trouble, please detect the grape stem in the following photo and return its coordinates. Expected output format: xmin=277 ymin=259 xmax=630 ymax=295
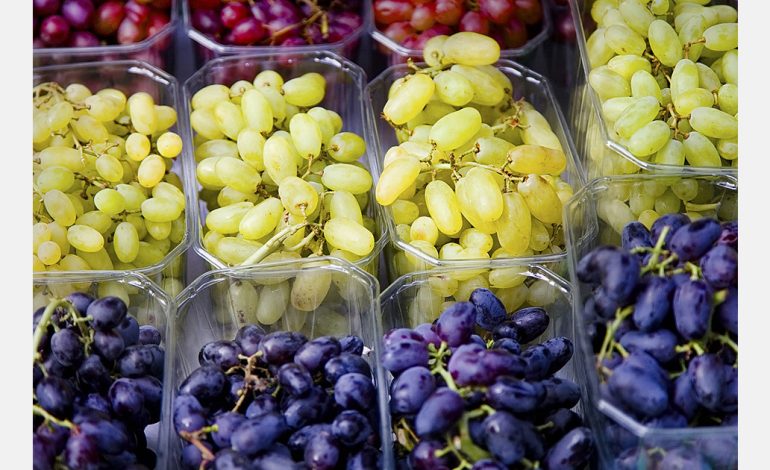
xmin=239 ymin=222 xmax=310 ymax=266
xmin=33 ymin=404 xmax=77 ymax=430
xmin=640 ymin=226 xmax=672 ymax=275
xmin=596 ymin=306 xmax=634 ymax=374
xmin=33 ymin=299 xmax=71 ymax=364
xmin=179 ymin=427 xmax=217 ymax=466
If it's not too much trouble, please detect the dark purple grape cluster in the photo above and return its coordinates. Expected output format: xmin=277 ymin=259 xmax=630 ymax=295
xmin=384 ymin=288 xmax=594 ymax=469
xmin=189 ymin=0 xmax=364 ymax=47
xmin=33 ymin=292 xmax=164 ymax=470
xmin=578 ymin=216 xmax=738 ymax=468
xmin=172 ymin=325 xmax=381 ymax=469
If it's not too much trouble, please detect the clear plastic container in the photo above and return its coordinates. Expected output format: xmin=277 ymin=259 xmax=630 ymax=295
xmin=182 ymin=51 xmax=387 ymax=279
xmin=369 ymin=1 xmax=553 ymax=68
xmin=33 ymin=60 xmax=194 ymax=294
xmin=159 ymin=256 xmax=393 ymax=469
xmin=567 ymin=0 xmax=739 ymax=180
xmin=378 ymin=263 xmax=588 ymax=466
xmin=33 ymin=0 xmax=178 ymax=71
xmin=33 ymin=271 xmax=174 ymax=464
xmin=365 ymin=59 xmax=585 ymax=281
xmin=563 ymin=175 xmax=738 ymax=469
xmin=182 ymin=0 xmax=371 ymax=68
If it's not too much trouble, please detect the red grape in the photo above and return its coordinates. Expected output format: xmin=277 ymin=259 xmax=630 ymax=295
xmin=69 ymin=30 xmax=101 ymax=46
xmin=40 ymin=15 xmax=71 ymax=46
xmin=250 ymin=1 xmax=270 ymax=23
xmin=191 ymin=9 xmax=222 ymax=35
xmin=410 ymin=2 xmax=436 ymax=32
xmin=459 ymin=11 xmax=490 ymax=35
xmin=116 ymin=17 xmax=147 ymax=44
xmin=33 ymin=38 xmax=47 ymax=49
xmin=383 ymin=21 xmax=415 ymax=44
xmin=554 ymin=10 xmax=577 ymax=43
xmin=34 ymin=0 xmax=61 ymax=16
xmin=149 ymin=0 xmax=171 ymax=7
xmin=434 ymin=0 xmax=464 ymax=26
xmin=280 ymin=36 xmax=307 ymax=46
xmin=330 ymin=10 xmax=364 ymax=31
xmin=93 ymin=0 xmax=125 ymax=36
xmin=514 ymin=0 xmax=543 ymax=25
xmin=61 ymin=0 xmax=95 ymax=31
xmin=502 ymin=16 xmax=528 ymax=48
xmin=124 ymin=0 xmax=151 ymax=26
xmin=478 ymin=0 xmax=516 ymax=25
xmin=229 ymin=17 xmax=267 ymax=45
xmin=190 ymin=0 xmax=220 ymax=9
xmin=374 ymin=0 xmax=414 ymax=25
xmin=147 ymin=10 xmax=170 ymax=37
xmin=220 ymin=2 xmax=250 ymax=30
xmin=267 ymin=0 xmax=302 ymax=23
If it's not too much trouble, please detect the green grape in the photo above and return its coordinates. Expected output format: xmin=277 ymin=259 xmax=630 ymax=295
xmin=604 ymin=24 xmax=646 ymax=56
xmin=670 ymin=59 xmax=699 ymax=102
xmin=689 ymin=107 xmax=738 ymax=139
xmin=459 ymin=228 xmax=493 ymax=253
xmin=589 ymin=66 xmax=631 ymax=101
xmin=330 ymin=191 xmax=363 ymax=225
xmin=717 ymin=137 xmax=737 ymax=161
xmin=306 ymin=107 xmax=335 ymax=146
xmin=256 ymin=86 xmax=287 ymax=125
xmin=36 ymin=166 xmax=74 ymax=194
xmin=423 ymin=180 xmax=462 ymax=236
xmin=214 ymin=156 xmax=261 ymax=194
xmin=263 ymin=134 xmax=298 ymax=185
xmin=455 ymin=177 xmax=498 ymax=234
xmin=212 ymin=100 xmax=244 ymax=140
xmin=518 ymin=175 xmax=563 ymax=225
xmin=629 ymin=187 xmax=655 ymax=215
xmin=137 ymin=154 xmax=166 ymax=188
xmin=77 ymin=247 xmax=114 ymax=270
xmin=125 ymin=133 xmax=151 ymax=161
xmin=191 ymin=108 xmax=224 ymax=140
xmin=422 ymin=35 xmax=448 ymax=67
xmin=383 ymin=74 xmax=435 ymax=126
xmin=206 ymin=201 xmax=253 ymax=234
xmin=506 ymin=145 xmax=567 ymax=176
xmin=672 ymin=179 xmax=699 ymax=202
xmin=257 ymin=282 xmax=291 ymax=325
xmin=47 ymin=222 xmax=70 ymax=254
xmin=71 ymin=115 xmax=108 ymax=143
xmin=214 ymin=237 xmax=262 ymax=266
xmin=477 ymin=65 xmax=513 ymax=94
xmin=155 ymin=105 xmax=178 ymax=131
xmin=192 ymin=84 xmax=229 ymax=110
xmin=654 ymin=189 xmax=681 ymax=215
xmin=127 ymin=92 xmax=157 ymax=135
xmin=607 ymin=55 xmax=652 ymax=81
xmin=236 ymin=129 xmax=266 ymax=171
xmin=528 ymin=217 xmax=550 ymax=252
xmin=282 ymin=73 xmax=326 ymax=107
xmin=474 ymin=137 xmax=514 ymax=166
xmin=674 ymin=88 xmax=714 ymax=116
xmin=288 ymin=113 xmax=322 ymax=160
xmin=599 ymin=198 xmax=634 ymax=234
xmin=591 ymin=0 xmax=619 ymax=24
xmin=429 ymin=108 xmax=482 ymax=151
xmin=627 ymin=121 xmax=671 ymax=157
xmin=47 ymin=101 xmax=74 ymax=132
xmin=235 ymin=198 xmax=282 ymax=241
xmin=450 ymin=65 xmax=505 ymax=106
xmin=630 ymin=70 xmax=663 ymax=103
xmin=240 ymin=89 xmax=273 ymax=134
xmin=703 ymin=23 xmax=738 ymax=51
xmin=408 ymin=216 xmax=438 ymax=245
xmin=619 ymin=0 xmax=655 ymax=36
xmin=376 ymin=156 xmax=421 ymax=206
xmin=38 ymin=147 xmax=84 ymax=172
xmin=321 ymin=163 xmax=373 ymax=195
xmin=85 ymin=94 xmax=122 ymax=122
xmin=678 ymin=15 xmax=707 ymax=62
xmin=76 ymin=211 xmax=112 ymax=233
xmin=602 ymin=97 xmax=635 ymax=122
xmin=43 ymin=189 xmax=77 ymax=226
xmin=113 ymin=221 xmax=140 ymax=263
xmin=254 ymin=70 xmax=284 ymax=89
xmin=93 ymin=188 xmax=125 ymax=215
xmin=59 ymin=253 xmax=90 ymax=271
xmin=152 ymin=182 xmax=185 ymax=211
xmin=648 ymin=20 xmax=683 ymax=67
xmin=157 ymin=132 xmax=183 ymax=159
xmin=141 ymin=197 xmax=183 ymax=223
xmin=328 ymin=132 xmax=365 ymax=163
xmin=462 ymin=168 xmax=504 ymax=223
xmin=683 ymin=131 xmax=721 ymax=167
xmin=291 ymin=262 xmax=332 ymax=311
xmin=145 ymin=219 xmax=172 ymax=240
xmin=721 ymin=50 xmax=737 ymax=85
xmin=587 ymin=28 xmax=615 ymax=67
xmin=67 ymin=224 xmax=104 ymax=252
xmin=442 ymin=31 xmax=500 ymax=66
xmin=600 ymin=7 xmax=625 ymax=28
xmin=115 ymin=184 xmax=146 ymax=212
xmin=432 ymin=70 xmax=474 ymax=107
xmin=614 ymin=96 xmax=660 ymax=139
xmin=650 ymin=0 xmax=669 ymax=15
xmin=279 ymin=176 xmax=319 ymax=217
xmin=717 ymin=84 xmax=738 ymax=116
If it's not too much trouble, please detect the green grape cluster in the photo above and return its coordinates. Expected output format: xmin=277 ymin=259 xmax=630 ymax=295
xmin=192 ymin=70 xmax=378 ymax=269
xmin=32 ymin=81 xmax=186 ymax=277
xmin=586 ymin=0 xmax=738 ymax=170
xmin=374 ymin=32 xmax=575 ymax=278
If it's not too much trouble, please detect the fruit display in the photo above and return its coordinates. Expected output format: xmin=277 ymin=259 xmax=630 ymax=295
xmin=171 ymin=326 xmax=382 ymax=468
xmin=32 ymin=67 xmax=188 ymax=292
xmin=574 ymin=0 xmax=739 ymax=175
xmin=188 ymin=61 xmax=382 ymax=274
xmin=33 ymin=292 xmax=167 ymax=470
xmin=369 ymin=32 xmax=578 ymax=277
xmin=33 ymin=0 xmax=173 ymax=49
xmin=372 ymin=0 xmax=549 ymax=63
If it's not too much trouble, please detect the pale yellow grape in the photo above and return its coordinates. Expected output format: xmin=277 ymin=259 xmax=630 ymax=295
xmin=528 ymin=217 xmax=550 ymax=251
xmin=330 ymin=191 xmax=363 ymax=225
xmin=672 ymin=179 xmax=699 ymax=202
xmin=43 ymin=189 xmax=77 ymax=226
xmin=721 ymin=50 xmax=737 ymax=85
xmin=648 ymin=20 xmax=683 ymax=67
xmin=67 ymin=193 xmax=86 ymax=218
xmin=141 ymin=197 xmax=183 ymax=223
xmin=383 ymin=74 xmax=435 ymax=125
xmin=717 ymin=84 xmax=738 ymax=116
xmin=257 ymin=282 xmax=291 ymax=325
xmin=654 ymin=189 xmax=681 ymax=215
xmin=306 ymin=108 xmax=335 ymax=145
xmin=213 ymin=100 xmax=245 ymax=140
xmin=396 ymin=224 xmax=412 ymax=243
xmin=327 ymin=132 xmax=366 ymax=163
xmin=432 ymin=70 xmax=474 ymax=107
xmin=638 ymin=209 xmax=660 ymax=229
xmin=156 ymin=132 xmax=183 ymax=159
xmin=442 ymin=32 xmax=500 ymax=66
xmin=462 ymin=168 xmax=504 ymax=223
xmin=450 ymin=65 xmax=505 ymax=106
xmin=206 ymin=202 xmax=253 ymax=234
xmin=145 ymin=220 xmax=172 ymax=240
xmin=192 ymin=84 xmax=229 ymax=110
xmin=587 ymin=28 xmax=615 ymax=67
xmin=279 ymin=176 xmax=319 ymax=217
xmin=214 ymin=237 xmax=263 ymax=265
xmin=76 ymin=211 xmax=112 ymax=233
xmin=59 ymin=253 xmax=90 ymax=271
xmin=607 ymin=55 xmax=652 ymax=81
xmin=678 ymin=15 xmax=707 ymax=62
xmin=429 ymin=108 xmax=481 ymax=151
xmin=236 ymin=129 xmax=266 ymax=170
xmin=674 ymin=88 xmax=714 ymax=115
xmin=627 ymin=121 xmax=671 ymax=157
xmin=214 ymin=156 xmax=261 ymax=194
xmin=240 ymin=89 xmax=273 ymax=134
xmin=254 ymin=70 xmax=284 ymax=89
xmin=422 ymin=35 xmax=449 ymax=67
xmin=290 ymin=113 xmax=322 ymax=159
xmin=93 ymin=154 xmax=123 ymax=183
xmin=618 ymin=0 xmax=654 ymax=35
xmin=217 ymin=187 xmax=256 ymax=206
xmin=36 ymin=166 xmax=74 ymax=194
xmin=410 ymin=217 xmax=439 ymax=245
xmin=703 ymin=23 xmax=737 ymax=51
xmin=670 ymin=59 xmax=699 ymax=101
xmin=85 ymin=94 xmax=122 ymax=122
xmin=291 ymin=264 xmax=332 ymax=312
xmin=424 ymin=180 xmax=463 ymax=235
xmin=588 ymin=66 xmax=631 ymax=101
xmin=282 ymin=73 xmax=325 ymax=107
xmin=77 ymin=248 xmax=112 ymax=270
xmin=32 ymin=223 xmax=52 ymax=254
xmin=455 ymin=177 xmax=498 ymax=234
xmin=125 ymin=213 xmax=147 ymax=239
xmin=71 ymin=115 xmax=108 ymax=143
xmin=477 ymin=65 xmax=513 ymax=94
xmin=125 ymin=133 xmax=151 ymax=161
xmin=518 ymin=175 xmax=563 ymax=225
xmin=67 ymin=224 xmax=104 ymax=252
xmin=137 ymin=154 xmax=166 ymax=188
xmin=604 ymin=24 xmax=646 ymax=56
xmin=602 ymin=97 xmax=635 ymax=122
xmin=112 ymin=221 xmax=140 ymax=263
xmin=47 ymin=222 xmax=70 ymax=254
xmin=683 ymin=132 xmax=721 ymax=167
xmin=459 ymin=228 xmax=493 ymax=253
xmin=275 ymin=212 xmax=307 ymax=249
xmin=93 ymin=188 xmax=125 ymax=215
xmin=152 ymin=182 xmax=185 ymax=210
xmin=230 ymin=80 xmax=255 ymax=102
xmin=599 ymin=198 xmax=635 ymax=234
xmin=256 ymin=86 xmax=287 ymax=125
xmin=191 ymin=108 xmax=224 ymax=140
xmin=717 ymin=138 xmax=737 ymax=161
xmin=33 ymin=112 xmax=52 ymax=144
xmin=203 ymin=230 xmax=223 ymax=252
xmin=38 ymin=147 xmax=83 ymax=172
xmin=689 ymin=107 xmax=738 ymax=139
xmin=127 ymin=92 xmax=157 ymax=135
xmin=527 ymin=280 xmax=558 ymax=307
xmin=614 ymin=96 xmax=660 ymax=140
xmin=506 ymin=145 xmax=567 ymax=176
xmin=693 ymin=65 xmax=719 ymax=94
xmin=495 ymin=192 xmax=532 ymax=255
xmin=155 ymin=105 xmax=178 ymax=131
xmin=600 ymin=7 xmax=625 ymax=28
xmin=116 ymin=183 xmax=147 ymax=211
xmin=321 ymin=164 xmax=373 ymax=194
xmin=630 ymin=70 xmax=663 ymax=103
xmin=46 ymin=101 xmax=74 ymax=132
xmin=263 ymin=134 xmax=298 ymax=185
xmin=629 ymin=188 xmax=655 ymax=215
xmin=406 ymin=240 xmax=440 ymax=271
xmin=324 ymin=217 xmax=374 ymax=257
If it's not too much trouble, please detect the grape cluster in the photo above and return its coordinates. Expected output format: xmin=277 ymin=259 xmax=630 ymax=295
xmin=374 ymin=32 xmax=574 ymax=274
xmin=585 ymin=0 xmax=738 ymax=170
xmin=34 ymin=0 xmax=172 ymax=48
xmin=374 ymin=0 xmax=545 ymax=53
xmin=33 ymin=81 xmax=186 ymax=275
xmin=189 ymin=0 xmax=363 ymax=47
xmin=578 ymin=216 xmax=737 ymax=468
xmin=192 ymin=69 xmax=378 ymax=268
xmin=384 ymin=288 xmax=595 ymax=469
xmin=172 ymin=325 xmax=381 ymax=469
xmin=33 ymin=293 xmax=165 ymax=470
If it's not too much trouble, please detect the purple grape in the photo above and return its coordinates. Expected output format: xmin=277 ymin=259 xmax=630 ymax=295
xmin=470 ymin=287 xmax=507 ymax=331
xmin=93 ymin=329 xmax=125 ymax=362
xmin=688 ymin=354 xmax=725 ymax=412
xmin=65 ymin=292 xmax=95 ymax=315
xmin=447 ymin=343 xmax=489 ymax=386
xmin=282 ymin=386 xmax=332 ymax=429
xmin=643 ymin=409 xmax=688 ymax=428
xmin=50 ymin=328 xmax=84 ymax=367
xmin=651 ymin=213 xmax=690 ymax=248
xmin=75 ymin=355 xmax=111 ymax=393
xmin=35 ymin=0 xmax=61 ymax=16
xmin=245 ymin=394 xmax=278 ymax=419
xmin=382 ymin=328 xmax=424 ymax=348
xmin=173 ymin=394 xmax=206 ymax=433
xmin=508 ymin=306 xmax=550 ymax=343
xmin=231 ymin=413 xmax=288 ymax=456
xmin=471 ymin=459 xmax=506 ymax=470
xmin=435 ymin=301 xmax=476 ymax=347
xmin=633 ymin=275 xmax=675 ymax=332
xmin=672 ymin=372 xmax=700 ymax=420
xmin=35 ymin=376 xmax=75 ymax=419
xmin=334 ymin=373 xmax=375 ymax=410
xmin=389 ymin=366 xmax=435 ymax=414
xmin=700 ymin=244 xmax=738 ymax=289
xmin=115 ymin=315 xmax=140 ymax=347
xmin=331 ymin=410 xmax=372 ymax=447
xmin=482 ymin=411 xmax=527 ymax=465
xmin=673 ymin=280 xmax=713 ymax=340
xmin=323 ymin=353 xmax=371 ymax=384
xmin=108 ymin=378 xmax=145 ymax=418
xmin=213 ymin=449 xmax=252 ymax=468
xmin=259 ymin=331 xmax=307 ymax=365
xmin=619 ymin=329 xmax=678 ymax=364
xmin=715 ymin=286 xmax=737 ymax=335
xmin=539 ymin=408 xmax=583 ymax=445
xmin=658 ymin=447 xmax=710 ymax=469
xmin=717 ymin=221 xmax=737 ymax=249
xmin=178 ymin=365 xmax=226 ymax=405
xmin=278 ymin=362 xmax=314 ymax=397
xmin=199 ymin=340 xmax=242 ymax=370
xmin=486 ymin=376 xmax=546 ymax=414
xmin=287 ymin=424 xmax=332 ymax=458
xmin=622 ymin=221 xmax=653 ymax=252
xmin=64 ymin=433 xmax=100 ymax=469
xmin=234 ymin=324 xmax=263 ymax=355
xmin=87 ymin=296 xmax=128 ymax=331
xmin=669 ymin=218 xmax=722 ymax=262
xmin=294 ymin=336 xmax=341 ymax=372
xmin=338 ymin=335 xmax=364 ymax=355
xmin=414 ymin=388 xmax=464 ymax=437
xmin=607 ymin=360 xmax=669 ymax=418
xmin=408 ymin=439 xmax=454 ymax=469
xmin=542 ymin=427 xmax=595 ymax=470
xmin=304 ymin=431 xmax=340 ymax=470
xmin=381 ymin=339 xmax=429 ymax=373
xmin=40 ymin=15 xmax=71 ymax=47
xmin=61 ymin=0 xmax=95 ymax=30
xmin=413 ymin=323 xmax=441 ymax=347
xmin=540 ymin=377 xmax=581 ymax=411
xmin=541 ymin=336 xmax=574 ymax=374
xmin=138 ymin=325 xmax=162 ymax=346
